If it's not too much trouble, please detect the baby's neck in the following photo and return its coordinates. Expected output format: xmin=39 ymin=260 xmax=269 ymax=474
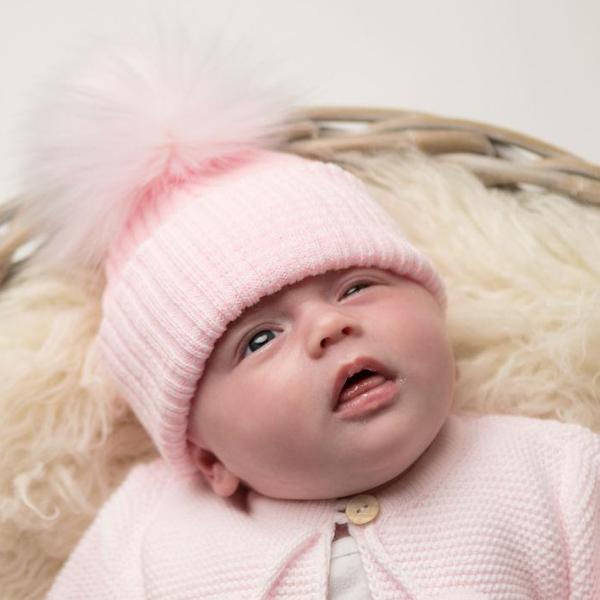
xmin=335 ymin=438 xmax=434 ymax=501
xmin=335 ymin=471 xmax=404 ymax=501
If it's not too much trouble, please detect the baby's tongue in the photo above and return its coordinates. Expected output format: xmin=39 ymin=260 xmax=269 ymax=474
xmin=338 ymin=373 xmax=386 ymax=405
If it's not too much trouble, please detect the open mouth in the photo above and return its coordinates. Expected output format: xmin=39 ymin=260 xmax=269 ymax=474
xmin=330 ymin=356 xmax=396 ymax=411
xmin=337 ymin=369 xmax=388 ymax=405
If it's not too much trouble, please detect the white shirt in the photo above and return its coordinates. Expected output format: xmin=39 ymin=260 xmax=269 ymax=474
xmin=328 ymin=533 xmax=371 ymax=599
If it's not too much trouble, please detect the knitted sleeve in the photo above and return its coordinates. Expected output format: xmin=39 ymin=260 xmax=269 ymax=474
xmin=558 ymin=424 xmax=600 ymax=598
xmin=45 ymin=459 xmax=170 ymax=600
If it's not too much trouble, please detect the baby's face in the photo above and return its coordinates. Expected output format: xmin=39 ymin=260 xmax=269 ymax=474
xmin=188 ymin=266 xmax=456 ymax=500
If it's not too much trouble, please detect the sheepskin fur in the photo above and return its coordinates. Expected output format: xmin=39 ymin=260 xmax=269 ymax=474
xmin=1 ymin=149 xmax=599 ymax=599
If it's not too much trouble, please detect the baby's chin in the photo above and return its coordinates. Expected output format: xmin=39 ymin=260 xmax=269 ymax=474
xmin=217 ymin=407 xmax=453 ymax=501
xmin=243 ymin=427 xmax=446 ymax=501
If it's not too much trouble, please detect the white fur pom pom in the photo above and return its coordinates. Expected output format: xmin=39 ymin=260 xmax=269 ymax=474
xmin=18 ymin=31 xmax=300 ymax=274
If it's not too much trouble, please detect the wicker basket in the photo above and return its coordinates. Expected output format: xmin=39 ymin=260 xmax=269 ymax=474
xmin=280 ymin=106 xmax=600 ymax=203
xmin=1 ymin=106 xmax=599 ymax=286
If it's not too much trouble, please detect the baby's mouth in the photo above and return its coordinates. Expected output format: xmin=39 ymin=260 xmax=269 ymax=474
xmin=332 ymin=357 xmax=395 ymax=411
xmin=337 ymin=370 xmax=388 ymax=407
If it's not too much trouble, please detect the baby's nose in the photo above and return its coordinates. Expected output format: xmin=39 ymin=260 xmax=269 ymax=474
xmin=308 ymin=311 xmax=361 ymax=356
xmin=320 ymin=324 xmax=353 ymax=349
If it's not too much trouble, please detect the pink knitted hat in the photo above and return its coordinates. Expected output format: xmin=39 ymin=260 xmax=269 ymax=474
xmin=19 ymin=38 xmax=446 ymax=475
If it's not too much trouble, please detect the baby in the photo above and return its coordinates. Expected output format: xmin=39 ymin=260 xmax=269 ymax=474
xmin=19 ymin=41 xmax=599 ymax=600
xmin=187 ymin=264 xmax=455 ymax=504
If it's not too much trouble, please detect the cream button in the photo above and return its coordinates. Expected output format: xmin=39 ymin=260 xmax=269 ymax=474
xmin=344 ymin=494 xmax=379 ymax=525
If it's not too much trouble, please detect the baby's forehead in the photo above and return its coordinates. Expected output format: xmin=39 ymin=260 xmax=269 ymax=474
xmin=234 ymin=265 xmax=389 ymax=321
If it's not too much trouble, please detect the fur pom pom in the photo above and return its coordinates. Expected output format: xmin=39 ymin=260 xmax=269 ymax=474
xmin=18 ymin=31 xmax=300 ymax=274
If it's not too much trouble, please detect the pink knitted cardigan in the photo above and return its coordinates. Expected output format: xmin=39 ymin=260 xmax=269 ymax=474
xmin=46 ymin=412 xmax=600 ymax=599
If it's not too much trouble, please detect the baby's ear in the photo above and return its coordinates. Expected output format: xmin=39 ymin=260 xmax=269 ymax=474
xmin=189 ymin=443 xmax=240 ymax=497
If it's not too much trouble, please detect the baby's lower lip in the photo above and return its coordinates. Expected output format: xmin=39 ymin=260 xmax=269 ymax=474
xmin=333 ymin=379 xmax=397 ymax=420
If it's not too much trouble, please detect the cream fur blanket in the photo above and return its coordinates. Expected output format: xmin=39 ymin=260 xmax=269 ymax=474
xmin=1 ymin=150 xmax=599 ymax=599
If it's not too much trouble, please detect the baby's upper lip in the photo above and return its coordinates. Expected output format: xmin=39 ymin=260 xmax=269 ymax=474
xmin=332 ymin=356 xmax=395 ymax=410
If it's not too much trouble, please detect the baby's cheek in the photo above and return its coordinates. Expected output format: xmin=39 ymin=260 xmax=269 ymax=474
xmin=402 ymin=313 xmax=449 ymax=359
xmin=229 ymin=400 xmax=293 ymax=445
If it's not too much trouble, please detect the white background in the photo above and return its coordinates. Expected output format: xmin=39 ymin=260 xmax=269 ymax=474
xmin=1 ymin=0 xmax=599 ymax=201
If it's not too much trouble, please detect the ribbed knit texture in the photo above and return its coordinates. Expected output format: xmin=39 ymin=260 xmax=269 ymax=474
xmin=46 ymin=413 xmax=600 ymax=599
xmin=97 ymin=149 xmax=446 ymax=476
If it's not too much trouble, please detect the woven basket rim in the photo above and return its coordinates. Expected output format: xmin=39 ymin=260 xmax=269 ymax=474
xmin=277 ymin=106 xmax=600 ymax=207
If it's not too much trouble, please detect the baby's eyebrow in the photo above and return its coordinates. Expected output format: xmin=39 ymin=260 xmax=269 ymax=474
xmin=223 ymin=301 xmax=271 ymax=341
xmin=234 ymin=301 xmax=270 ymax=327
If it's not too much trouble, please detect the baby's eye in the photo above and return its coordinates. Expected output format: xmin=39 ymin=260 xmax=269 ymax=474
xmin=342 ymin=281 xmax=372 ymax=298
xmin=242 ymin=329 xmax=277 ymax=358
xmin=239 ymin=282 xmax=373 ymax=359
